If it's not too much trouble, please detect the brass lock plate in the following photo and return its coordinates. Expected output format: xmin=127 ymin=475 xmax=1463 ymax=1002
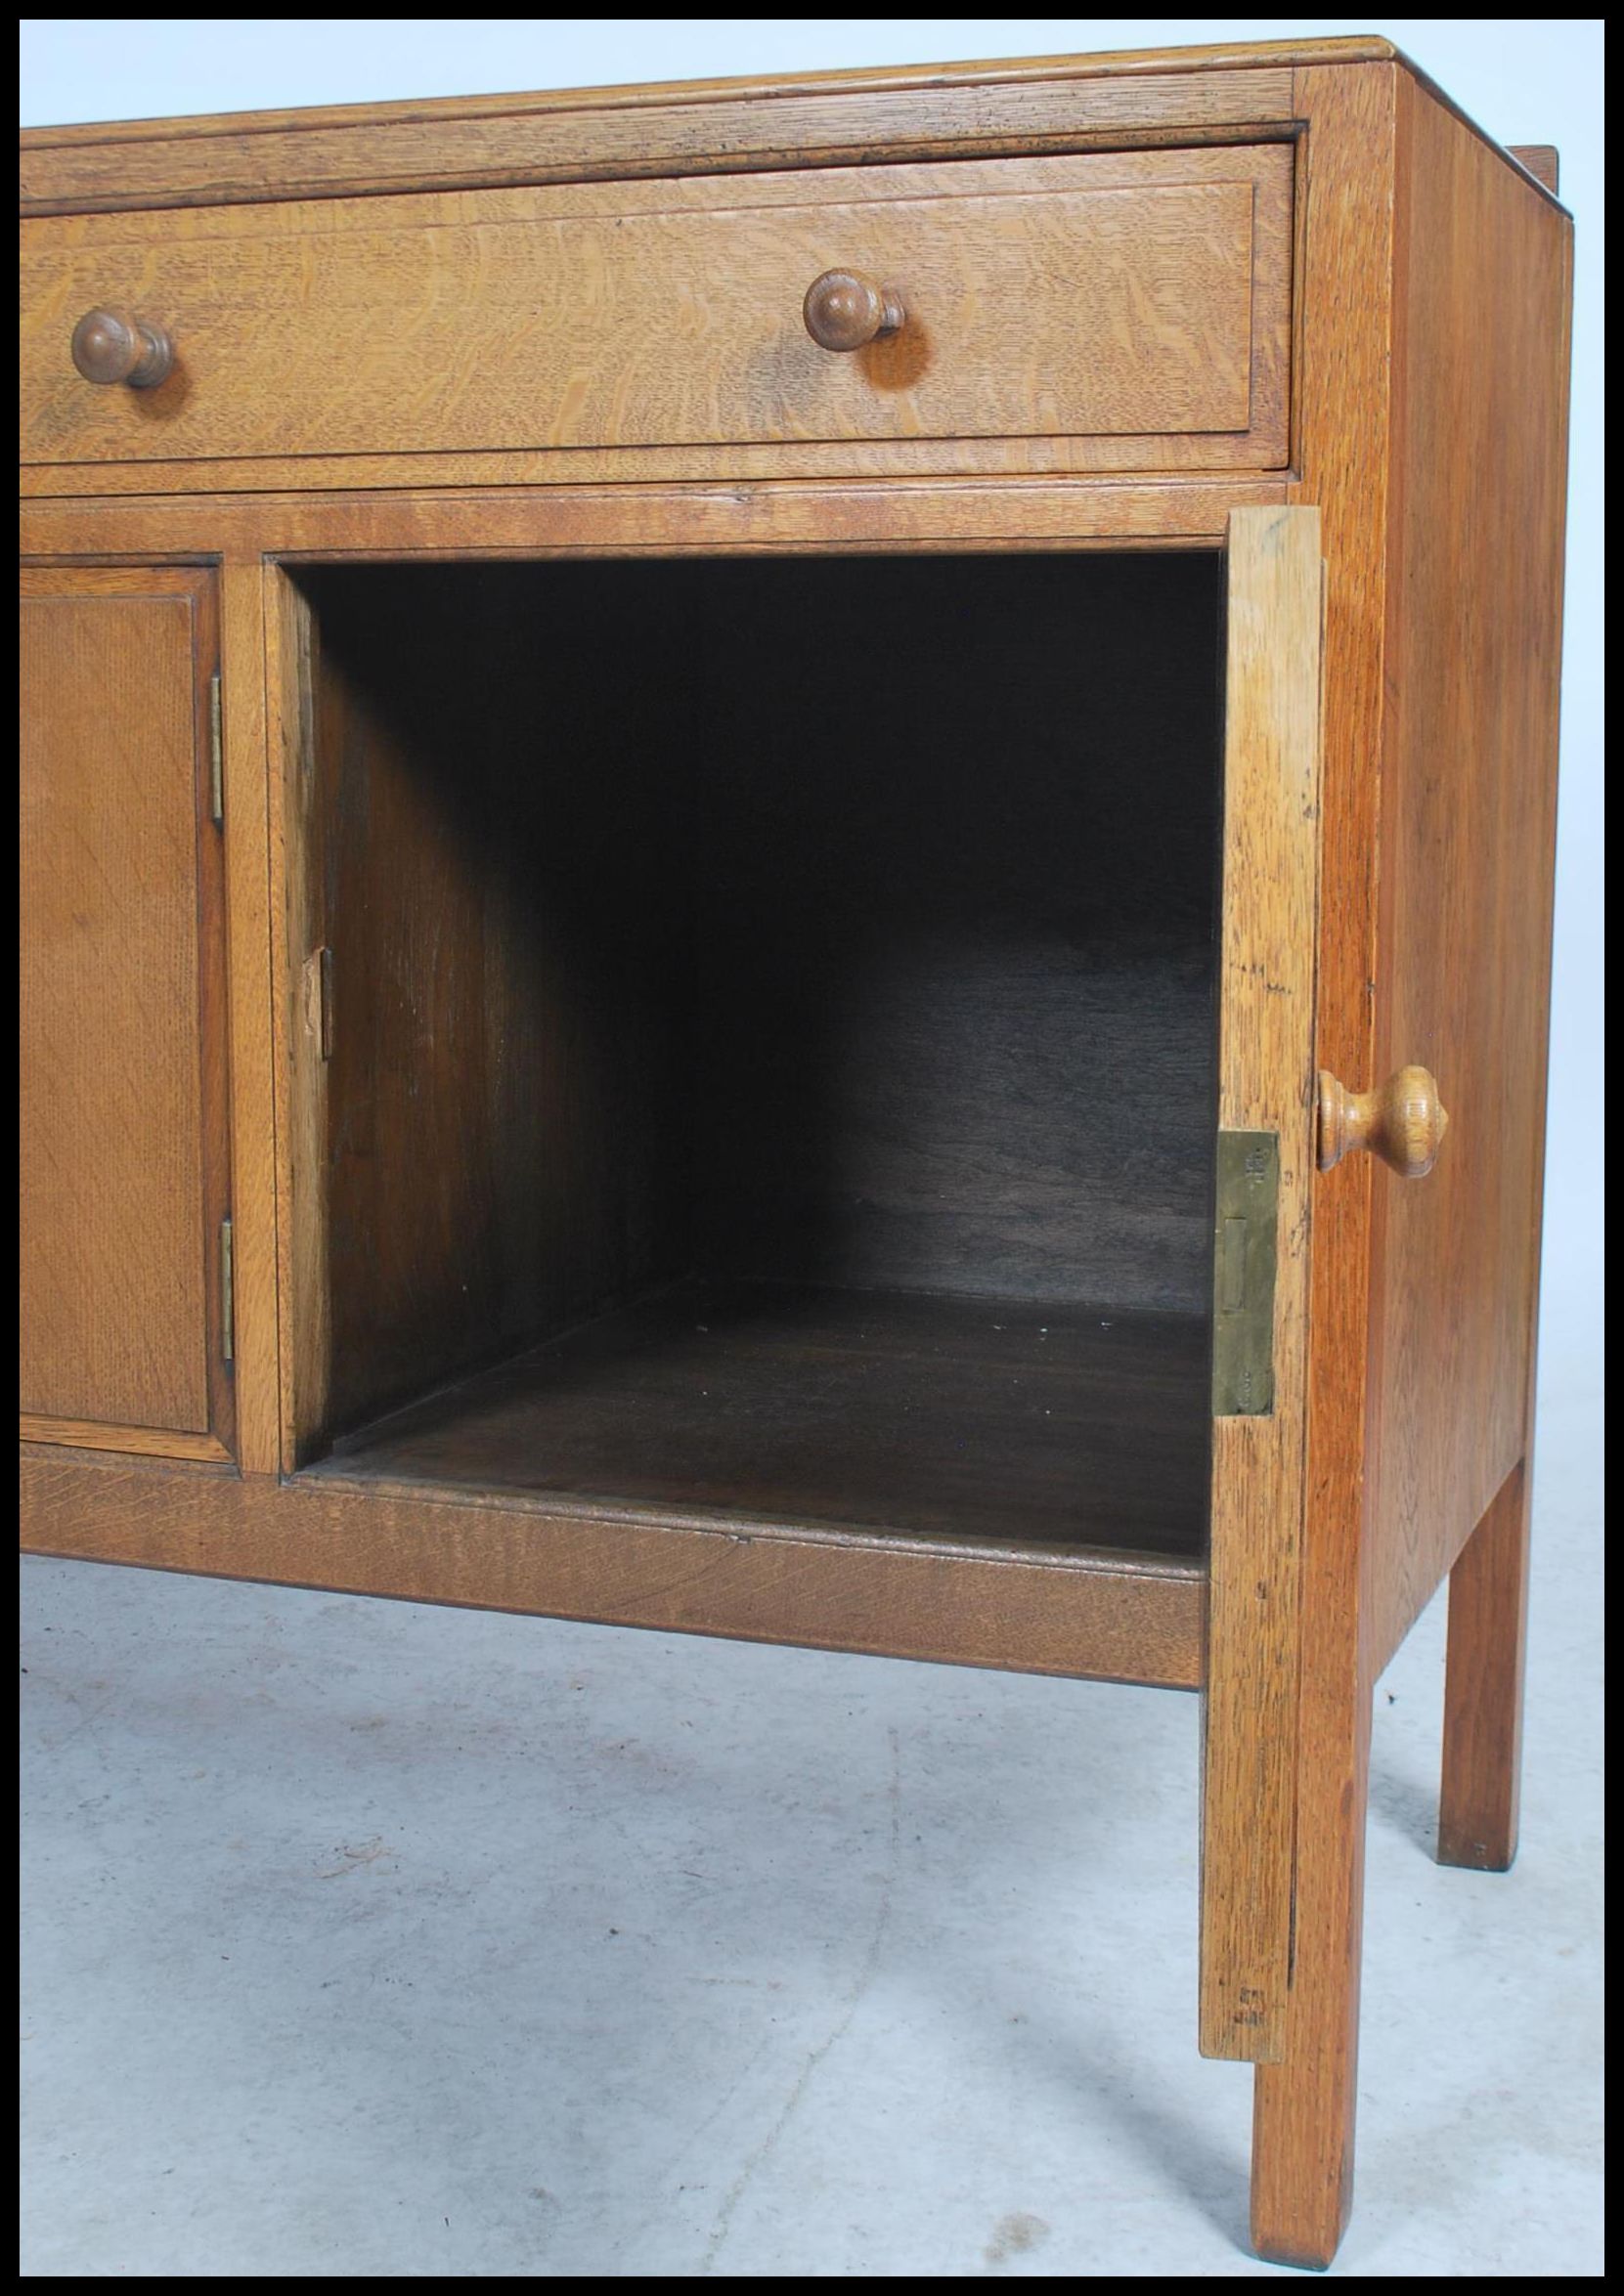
xmin=1211 ymin=1130 xmax=1279 ymax=1416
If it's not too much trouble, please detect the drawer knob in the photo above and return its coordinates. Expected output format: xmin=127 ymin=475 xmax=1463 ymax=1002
xmin=70 ymin=307 xmax=176 ymax=389
xmin=1318 ymin=1065 xmax=1450 ymax=1178
xmin=803 ymin=269 xmax=905 ymax=353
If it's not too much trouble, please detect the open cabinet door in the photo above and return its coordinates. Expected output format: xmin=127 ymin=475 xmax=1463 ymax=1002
xmin=1200 ymin=508 xmax=1324 ymax=2062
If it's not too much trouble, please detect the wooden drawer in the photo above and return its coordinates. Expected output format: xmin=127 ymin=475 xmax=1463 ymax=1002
xmin=21 ymin=145 xmax=1292 ymax=483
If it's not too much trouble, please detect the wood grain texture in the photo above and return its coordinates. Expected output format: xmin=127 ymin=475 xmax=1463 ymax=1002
xmin=16 ymin=38 xmax=1365 ymax=140
xmin=18 ymin=1414 xmax=229 ymax=1461
xmin=17 ymin=35 xmax=1385 ymax=130
xmin=1438 ymin=1459 xmax=1531 ymax=1870
xmin=1253 ymin=60 xmax=1573 ymax=2271
xmin=68 ymin=305 xmax=174 ymax=387
xmin=20 ymin=565 xmax=235 ymax=1452
xmin=1366 ymin=74 xmax=1572 ymax=1673
xmin=22 ymin=148 xmax=1292 ymax=483
xmin=1251 ymin=62 xmax=1400 ymax=2272
xmin=1507 ymin=145 xmax=1559 ymax=195
xmin=1200 ymin=506 xmax=1323 ymax=2064
xmin=803 ymin=268 xmax=904 ymax=352
xmin=218 ymin=557 xmax=281 ymax=1472
xmin=1316 ymin=1062 xmax=1448 ymax=1178
xmin=317 ymin=1283 xmax=1210 ymax=1560
xmin=19 ymin=475 xmax=1288 ymax=543
xmin=19 ymin=1449 xmax=1207 ymax=1691
xmin=16 ymin=50 xmax=1323 ymax=216
xmin=21 ymin=436 xmax=1295 ymax=498
xmin=272 ymin=571 xmax=329 ymax=1461
xmin=299 ymin=562 xmax=691 ymax=1446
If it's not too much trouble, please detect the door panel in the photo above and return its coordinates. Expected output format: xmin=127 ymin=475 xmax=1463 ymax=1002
xmin=20 ymin=565 xmax=235 ymax=1457
xmin=1200 ymin=507 xmax=1325 ymax=2062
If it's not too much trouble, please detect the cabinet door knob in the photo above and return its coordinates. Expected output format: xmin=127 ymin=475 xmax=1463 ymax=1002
xmin=803 ymin=269 xmax=905 ymax=353
xmin=69 ymin=307 xmax=176 ymax=388
xmin=1318 ymin=1065 xmax=1450 ymax=1178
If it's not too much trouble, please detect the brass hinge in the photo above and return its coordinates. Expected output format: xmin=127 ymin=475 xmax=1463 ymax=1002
xmin=220 ymin=1215 xmax=236 ymax=1364
xmin=208 ymin=669 xmax=224 ymax=825
xmin=1211 ymin=1131 xmax=1279 ymax=1416
xmin=302 ymin=945 xmax=335 ymax=1060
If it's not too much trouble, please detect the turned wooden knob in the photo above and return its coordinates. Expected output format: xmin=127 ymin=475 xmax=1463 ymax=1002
xmin=1318 ymin=1065 xmax=1450 ymax=1178
xmin=803 ymin=269 xmax=905 ymax=352
xmin=70 ymin=306 xmax=176 ymax=389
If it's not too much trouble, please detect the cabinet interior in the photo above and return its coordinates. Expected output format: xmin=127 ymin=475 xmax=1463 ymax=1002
xmin=287 ymin=552 xmax=1223 ymax=1558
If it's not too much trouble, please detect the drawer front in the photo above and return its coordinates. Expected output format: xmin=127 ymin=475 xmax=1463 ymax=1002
xmin=22 ymin=146 xmax=1292 ymax=479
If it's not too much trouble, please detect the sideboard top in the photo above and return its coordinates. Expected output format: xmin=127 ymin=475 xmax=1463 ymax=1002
xmin=21 ymin=35 xmax=1560 ymax=218
xmin=20 ymin=36 xmax=1400 ymax=144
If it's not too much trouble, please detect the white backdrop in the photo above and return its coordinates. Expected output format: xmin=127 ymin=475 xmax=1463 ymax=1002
xmin=20 ymin=15 xmax=1603 ymax=1450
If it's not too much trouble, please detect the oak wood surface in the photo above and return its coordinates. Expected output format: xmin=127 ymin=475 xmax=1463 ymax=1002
xmin=1251 ymin=61 xmax=1401 ymax=2272
xmin=1366 ymin=73 xmax=1572 ymax=1674
xmin=316 ymin=1282 xmax=1210 ymax=1559
xmin=19 ymin=1449 xmax=1206 ymax=1691
xmin=20 ymin=564 xmax=235 ymax=1453
xmin=22 ymin=441 xmax=1297 ymax=498
xmin=1317 ymin=1063 xmax=1449 ymax=1179
xmin=272 ymin=572 xmax=330 ymax=1463
xmin=1200 ymin=506 xmax=1323 ymax=2064
xmin=262 ymin=561 xmax=302 ymax=1473
xmin=20 ymin=472 xmax=1289 ymax=531
xmin=1438 ymin=1459 xmax=1532 ymax=1870
xmin=22 ymin=148 xmax=1291 ymax=484
xmin=17 ymin=40 xmax=1562 ymax=252
xmin=217 ymin=557 xmax=281 ymax=1473
xmin=23 ymin=37 xmax=1558 ymax=230
xmin=19 ymin=35 xmax=1383 ymax=138
xmin=803 ymin=268 xmax=904 ymax=352
xmin=68 ymin=305 xmax=174 ymax=386
xmin=17 ymin=1415 xmax=230 ymax=1462
xmin=17 ymin=50 xmax=1319 ymax=216
xmin=1252 ymin=60 xmax=1573 ymax=2271
xmin=296 ymin=562 xmax=691 ymax=1449
xmin=1507 ymin=145 xmax=1559 ymax=195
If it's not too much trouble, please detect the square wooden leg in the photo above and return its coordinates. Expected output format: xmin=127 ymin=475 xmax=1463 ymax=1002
xmin=1249 ymin=1669 xmax=1372 ymax=2271
xmin=1439 ymin=1459 xmax=1532 ymax=1871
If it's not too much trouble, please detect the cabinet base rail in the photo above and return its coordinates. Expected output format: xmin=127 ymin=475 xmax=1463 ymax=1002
xmin=19 ymin=1449 xmax=1206 ymax=1691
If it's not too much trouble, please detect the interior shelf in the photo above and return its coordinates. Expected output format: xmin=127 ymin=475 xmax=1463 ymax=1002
xmin=307 ymin=1280 xmax=1209 ymax=1560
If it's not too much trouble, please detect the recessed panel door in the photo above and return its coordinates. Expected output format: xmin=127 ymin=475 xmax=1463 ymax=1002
xmin=20 ymin=565 xmax=235 ymax=1459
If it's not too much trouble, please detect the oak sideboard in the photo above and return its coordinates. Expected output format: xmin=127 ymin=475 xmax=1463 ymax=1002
xmin=20 ymin=35 xmax=1572 ymax=2270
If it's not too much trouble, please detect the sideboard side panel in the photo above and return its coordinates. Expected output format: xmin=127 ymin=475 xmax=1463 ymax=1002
xmin=1367 ymin=74 xmax=1574 ymax=1670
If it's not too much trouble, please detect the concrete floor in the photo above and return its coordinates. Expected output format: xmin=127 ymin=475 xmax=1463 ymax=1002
xmin=21 ymin=1378 xmax=1601 ymax=2276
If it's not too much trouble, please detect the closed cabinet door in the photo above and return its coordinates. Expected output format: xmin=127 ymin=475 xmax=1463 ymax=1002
xmin=20 ymin=565 xmax=236 ymax=1459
